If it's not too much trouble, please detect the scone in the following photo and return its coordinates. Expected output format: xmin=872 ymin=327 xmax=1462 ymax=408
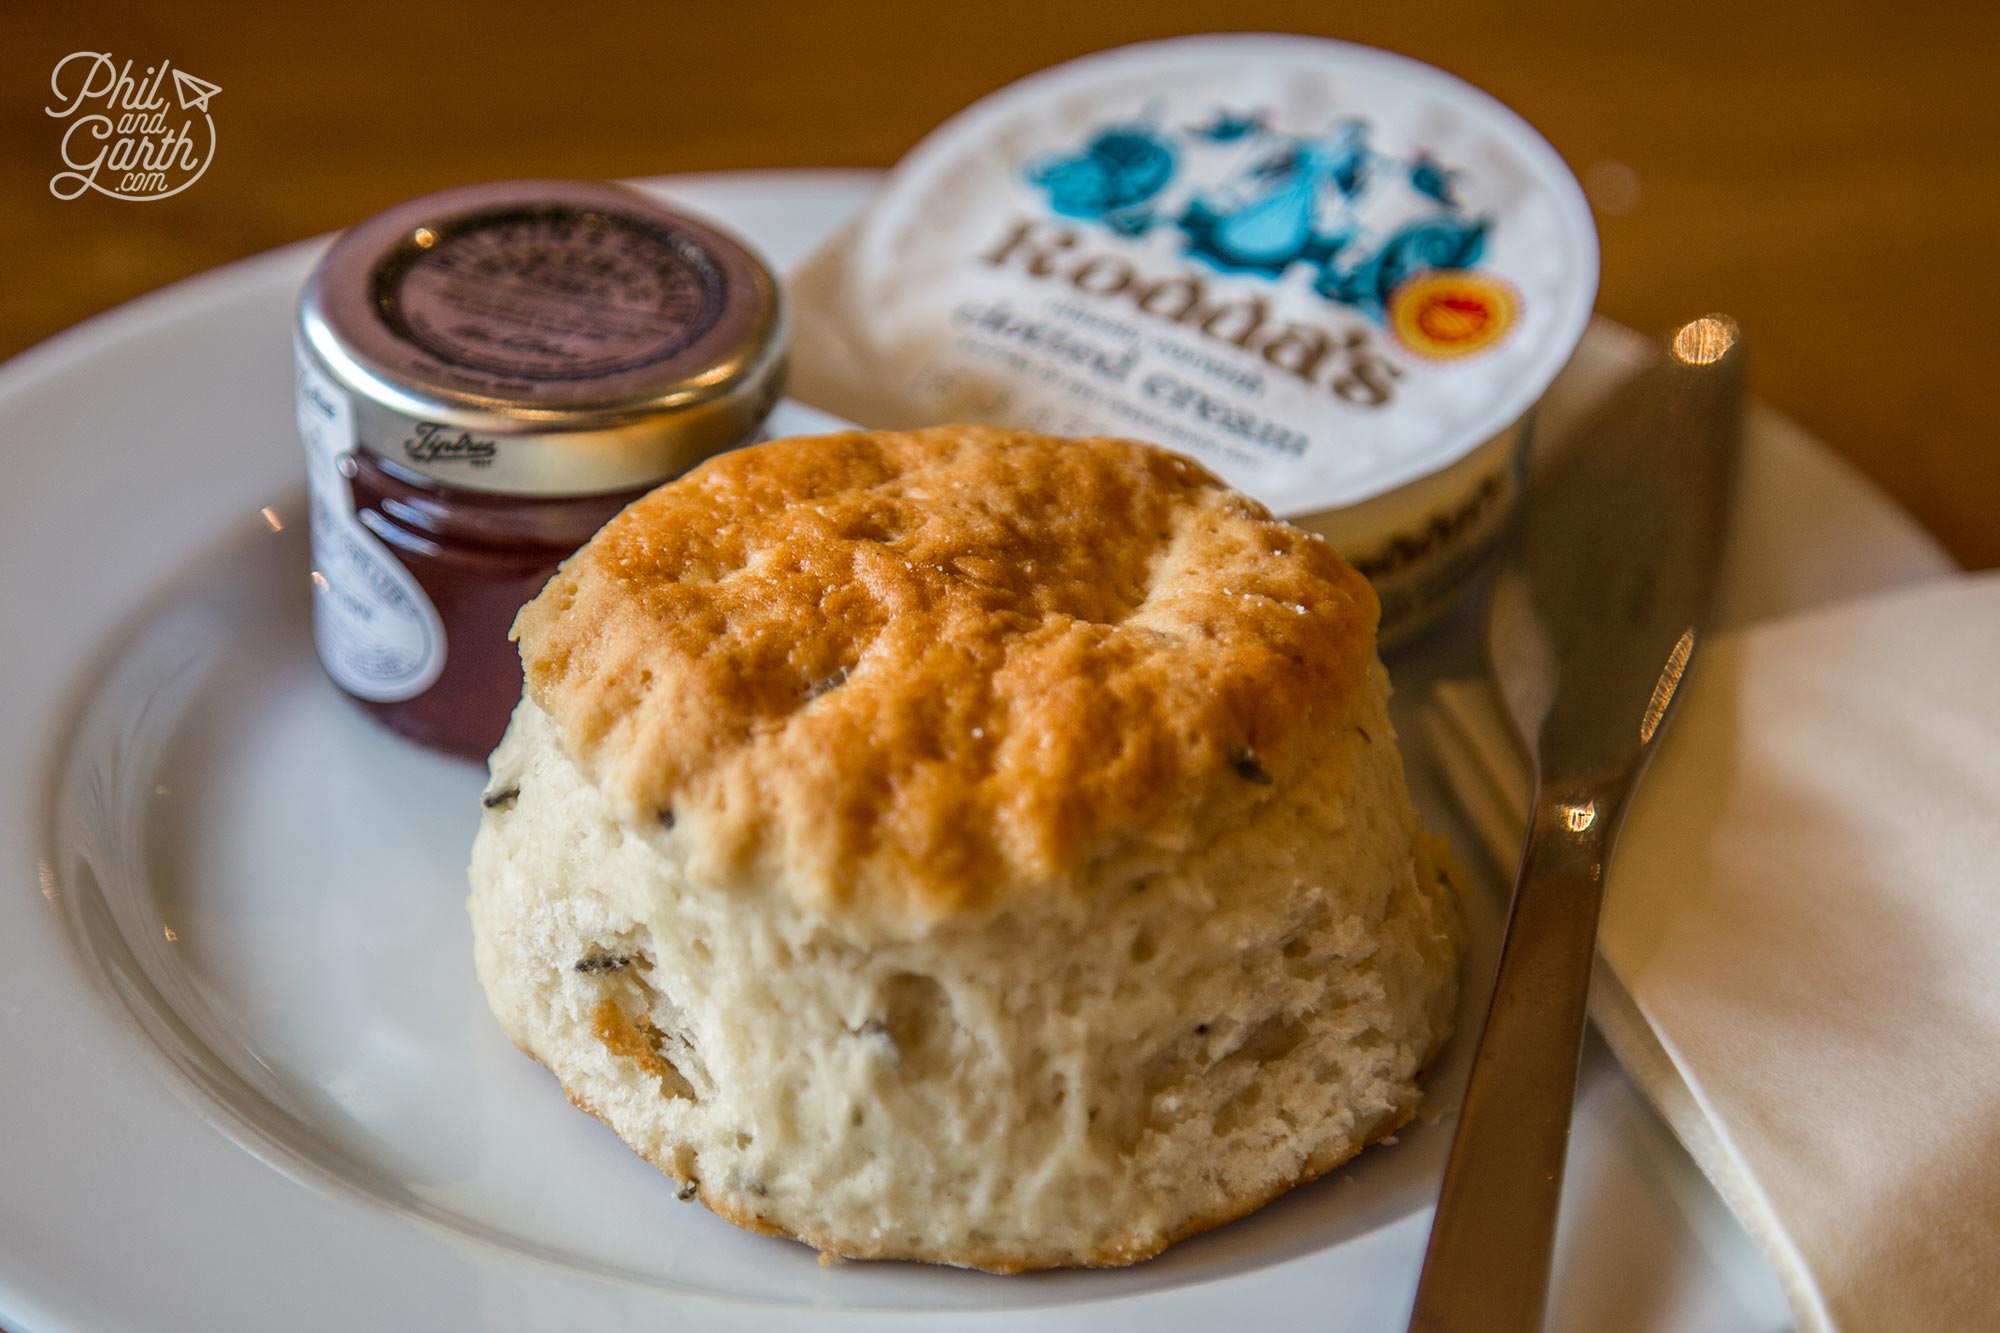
xmin=467 ymin=425 xmax=1463 ymax=1271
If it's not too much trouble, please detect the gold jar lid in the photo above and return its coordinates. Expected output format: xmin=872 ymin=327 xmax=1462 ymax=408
xmin=298 ymin=179 xmax=786 ymax=497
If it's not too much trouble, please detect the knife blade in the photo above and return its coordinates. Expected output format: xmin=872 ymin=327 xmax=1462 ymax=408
xmin=1407 ymin=316 xmax=1746 ymax=1333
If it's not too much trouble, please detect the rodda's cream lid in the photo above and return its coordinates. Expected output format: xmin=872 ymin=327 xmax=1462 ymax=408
xmin=790 ymin=35 xmax=1598 ymax=639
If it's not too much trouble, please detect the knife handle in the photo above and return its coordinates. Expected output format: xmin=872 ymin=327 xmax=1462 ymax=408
xmin=1406 ymin=780 xmax=1624 ymax=1333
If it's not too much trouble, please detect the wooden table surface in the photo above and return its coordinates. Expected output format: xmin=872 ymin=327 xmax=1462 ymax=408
xmin=5 ymin=1 xmax=1995 ymax=567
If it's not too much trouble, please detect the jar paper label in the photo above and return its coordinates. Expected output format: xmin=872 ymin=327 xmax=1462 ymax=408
xmin=296 ymin=347 xmax=447 ymax=702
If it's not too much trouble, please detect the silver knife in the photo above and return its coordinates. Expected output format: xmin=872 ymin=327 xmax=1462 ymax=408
xmin=1407 ymin=316 xmax=1746 ymax=1332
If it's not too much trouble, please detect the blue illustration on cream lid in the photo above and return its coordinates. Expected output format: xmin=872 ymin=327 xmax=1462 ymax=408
xmin=1028 ymin=110 xmax=1495 ymax=333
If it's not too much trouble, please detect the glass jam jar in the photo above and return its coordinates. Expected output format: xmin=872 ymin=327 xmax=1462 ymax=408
xmin=294 ymin=179 xmax=785 ymax=759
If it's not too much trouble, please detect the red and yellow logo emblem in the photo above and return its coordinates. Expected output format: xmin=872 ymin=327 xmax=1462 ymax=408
xmin=1389 ymin=271 xmax=1519 ymax=359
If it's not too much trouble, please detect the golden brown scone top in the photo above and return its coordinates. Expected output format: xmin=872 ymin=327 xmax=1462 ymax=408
xmin=514 ymin=426 xmax=1379 ymax=926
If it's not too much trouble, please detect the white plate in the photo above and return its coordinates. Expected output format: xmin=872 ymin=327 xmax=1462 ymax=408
xmin=0 ymin=171 xmax=1952 ymax=1333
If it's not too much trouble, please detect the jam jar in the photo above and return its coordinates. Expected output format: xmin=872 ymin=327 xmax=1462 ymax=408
xmin=294 ymin=179 xmax=785 ymax=759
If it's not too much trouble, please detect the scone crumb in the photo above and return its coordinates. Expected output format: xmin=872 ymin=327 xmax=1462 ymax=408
xmin=1415 ymin=1100 xmax=1455 ymax=1128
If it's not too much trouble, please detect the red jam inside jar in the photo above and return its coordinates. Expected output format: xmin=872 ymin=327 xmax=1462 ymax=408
xmin=340 ymin=453 xmax=652 ymax=759
xmin=296 ymin=179 xmax=785 ymax=760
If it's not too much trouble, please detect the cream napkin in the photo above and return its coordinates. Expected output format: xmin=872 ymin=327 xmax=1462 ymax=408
xmin=1426 ymin=572 xmax=2000 ymax=1332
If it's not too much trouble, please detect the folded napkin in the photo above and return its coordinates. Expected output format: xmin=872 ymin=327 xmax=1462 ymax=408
xmin=1426 ymin=572 xmax=2000 ymax=1332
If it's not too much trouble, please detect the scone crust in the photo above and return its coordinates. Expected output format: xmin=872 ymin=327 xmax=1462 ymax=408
xmin=514 ymin=425 xmax=1379 ymax=925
